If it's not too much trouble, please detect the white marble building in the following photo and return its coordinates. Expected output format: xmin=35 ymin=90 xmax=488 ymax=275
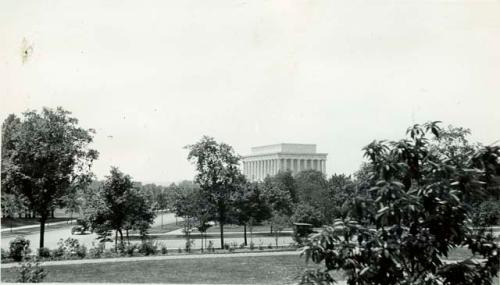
xmin=242 ymin=143 xmax=328 ymax=181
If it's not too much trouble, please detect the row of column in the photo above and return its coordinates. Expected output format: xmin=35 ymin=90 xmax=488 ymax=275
xmin=243 ymin=158 xmax=326 ymax=181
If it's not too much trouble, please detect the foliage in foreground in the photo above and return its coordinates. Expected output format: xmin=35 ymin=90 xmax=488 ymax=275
xmin=301 ymin=122 xmax=499 ymax=285
xmin=16 ymin=259 xmax=47 ymax=283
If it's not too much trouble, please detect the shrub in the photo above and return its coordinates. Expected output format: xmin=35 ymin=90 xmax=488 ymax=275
xmin=223 ymin=243 xmax=230 ymax=250
xmin=267 ymin=243 xmax=273 ymax=249
xmin=160 ymin=245 xmax=168 ymax=255
xmin=75 ymin=245 xmax=87 ymax=259
xmin=258 ymin=244 xmax=264 ymax=250
xmin=249 ymin=242 xmax=255 ymax=250
xmin=50 ymin=248 xmax=64 ymax=259
xmin=102 ymin=249 xmax=119 ymax=258
xmin=124 ymin=244 xmax=138 ymax=256
xmin=239 ymin=243 xmax=245 ymax=249
xmin=2 ymin=248 xmax=10 ymax=260
xmin=138 ymin=241 xmax=157 ymax=256
xmin=54 ymin=238 xmax=86 ymax=259
xmin=9 ymin=237 xmax=31 ymax=261
xmin=185 ymin=240 xmax=193 ymax=253
xmin=207 ymin=241 xmax=215 ymax=253
xmin=88 ymin=243 xmax=105 ymax=259
xmin=16 ymin=259 xmax=46 ymax=283
xmin=177 ymin=248 xmax=182 ymax=253
xmin=37 ymin=248 xmax=51 ymax=259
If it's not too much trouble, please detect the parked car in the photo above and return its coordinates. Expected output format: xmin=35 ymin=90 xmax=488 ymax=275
xmin=71 ymin=219 xmax=92 ymax=235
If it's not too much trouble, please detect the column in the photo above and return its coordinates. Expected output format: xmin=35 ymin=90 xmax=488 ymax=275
xmin=262 ymin=160 xmax=265 ymax=180
xmin=265 ymin=159 xmax=268 ymax=178
xmin=322 ymin=159 xmax=326 ymax=174
xmin=253 ymin=161 xmax=256 ymax=180
xmin=256 ymin=160 xmax=260 ymax=181
xmin=252 ymin=161 xmax=255 ymax=180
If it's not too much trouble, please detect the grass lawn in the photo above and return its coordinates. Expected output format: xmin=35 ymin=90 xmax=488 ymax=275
xmin=1 ymin=255 xmax=338 ymax=284
xmin=143 ymin=221 xmax=183 ymax=234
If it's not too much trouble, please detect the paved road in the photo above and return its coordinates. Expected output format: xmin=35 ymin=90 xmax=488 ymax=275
xmin=1 ymin=213 xmax=179 ymax=250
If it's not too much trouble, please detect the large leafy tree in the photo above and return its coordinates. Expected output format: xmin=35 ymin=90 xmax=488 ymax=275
xmin=1 ymin=107 xmax=98 ymax=248
xmin=89 ymin=167 xmax=155 ymax=250
xmin=272 ymin=170 xmax=299 ymax=203
xmin=173 ymin=183 xmax=215 ymax=251
xmin=185 ymin=136 xmax=245 ymax=249
xmin=233 ymin=182 xmax=272 ymax=245
xmin=301 ymin=122 xmax=499 ymax=285
xmin=295 ymin=170 xmax=329 ymax=206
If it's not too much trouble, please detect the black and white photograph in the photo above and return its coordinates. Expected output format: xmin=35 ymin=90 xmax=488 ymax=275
xmin=1 ymin=1 xmax=499 ymax=284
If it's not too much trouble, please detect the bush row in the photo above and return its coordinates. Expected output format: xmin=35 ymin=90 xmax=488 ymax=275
xmin=1 ymin=236 xmax=295 ymax=264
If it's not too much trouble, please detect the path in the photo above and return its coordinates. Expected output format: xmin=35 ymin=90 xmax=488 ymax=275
xmin=1 ymin=250 xmax=301 ymax=268
xmin=0 ymin=220 xmax=77 ymax=233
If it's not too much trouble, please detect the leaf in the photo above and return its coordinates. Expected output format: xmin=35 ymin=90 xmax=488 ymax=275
xmin=360 ymin=267 xmax=370 ymax=276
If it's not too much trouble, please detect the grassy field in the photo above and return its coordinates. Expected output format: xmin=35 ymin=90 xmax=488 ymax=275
xmin=2 ymin=250 xmax=497 ymax=283
xmin=1 ymin=255 xmax=336 ymax=284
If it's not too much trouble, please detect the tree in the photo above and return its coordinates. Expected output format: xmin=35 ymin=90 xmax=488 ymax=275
xmin=262 ymin=177 xmax=294 ymax=216
xmin=272 ymin=171 xmax=299 ymax=203
xmin=185 ymin=136 xmax=245 ymax=249
xmin=270 ymin=210 xmax=290 ymax=247
xmin=301 ymin=122 xmax=499 ymax=285
xmin=1 ymin=194 xmax=26 ymax=231
xmin=1 ymin=107 xmax=98 ymax=248
xmin=88 ymin=167 xmax=155 ymax=250
xmin=291 ymin=203 xmax=324 ymax=227
xmin=124 ymin=188 xmax=156 ymax=241
xmin=173 ymin=183 xmax=214 ymax=252
xmin=295 ymin=169 xmax=328 ymax=206
xmin=233 ymin=182 xmax=272 ymax=245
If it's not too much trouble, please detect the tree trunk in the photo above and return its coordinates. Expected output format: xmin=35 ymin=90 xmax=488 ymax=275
xmin=200 ymin=232 xmax=203 ymax=252
xmin=126 ymin=229 xmax=130 ymax=245
xmin=220 ymin=222 xmax=224 ymax=249
xmin=114 ymin=231 xmax=118 ymax=251
xmin=39 ymin=215 xmax=47 ymax=248
xmin=243 ymin=224 xmax=247 ymax=246
xmin=51 ymin=209 xmax=55 ymax=219
xmin=118 ymin=229 xmax=124 ymax=248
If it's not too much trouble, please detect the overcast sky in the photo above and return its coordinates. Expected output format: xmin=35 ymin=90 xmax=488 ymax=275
xmin=1 ymin=0 xmax=499 ymax=185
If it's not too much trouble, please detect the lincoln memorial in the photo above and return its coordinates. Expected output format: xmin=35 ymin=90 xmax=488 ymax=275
xmin=242 ymin=143 xmax=328 ymax=181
